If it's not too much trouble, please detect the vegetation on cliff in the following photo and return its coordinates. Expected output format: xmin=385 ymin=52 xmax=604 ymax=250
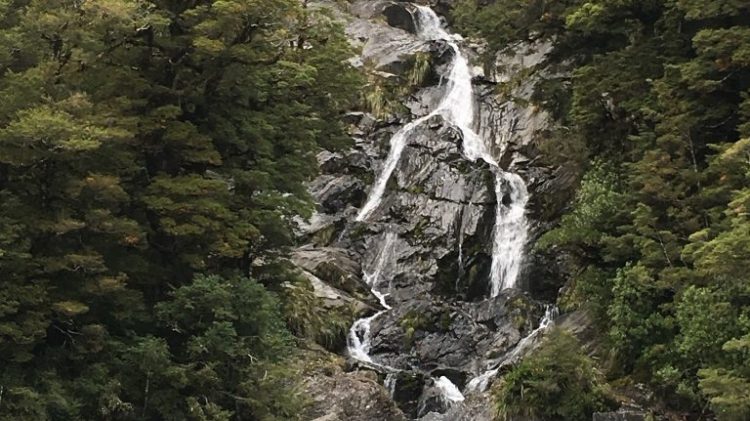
xmin=493 ymin=329 xmax=612 ymax=421
xmin=455 ymin=0 xmax=750 ymax=419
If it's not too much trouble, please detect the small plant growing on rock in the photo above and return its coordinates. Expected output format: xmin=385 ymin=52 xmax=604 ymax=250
xmin=407 ymin=52 xmax=432 ymax=88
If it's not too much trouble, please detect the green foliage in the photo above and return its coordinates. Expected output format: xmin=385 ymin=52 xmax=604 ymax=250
xmin=453 ymin=0 xmax=570 ymax=59
xmin=698 ymin=331 xmax=750 ymax=421
xmin=362 ymin=71 xmax=409 ymax=118
xmin=456 ymin=0 xmax=750 ymax=417
xmin=538 ymin=161 xmax=626 ymax=251
xmin=365 ymin=81 xmax=390 ymax=118
xmin=153 ymin=275 xmax=301 ymax=420
xmin=280 ymin=275 xmax=354 ymax=351
xmin=400 ymin=310 xmax=434 ymax=345
xmin=0 ymin=0 xmax=360 ymax=418
xmin=407 ymin=52 xmax=431 ymax=88
xmin=492 ymin=329 xmax=613 ymax=420
xmin=606 ymin=263 xmax=672 ymax=369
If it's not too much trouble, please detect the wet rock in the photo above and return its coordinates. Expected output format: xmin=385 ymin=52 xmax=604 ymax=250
xmin=418 ymin=396 xmax=494 ymax=421
xmin=429 ymin=367 xmax=467 ymax=390
xmin=522 ymin=246 xmax=567 ymax=302
xmin=368 ymin=290 xmax=542 ymax=379
xmin=416 ymin=382 xmax=449 ymax=418
xmin=390 ymin=371 xmax=428 ymax=418
xmin=318 ymin=150 xmax=347 ymax=174
xmin=383 ymin=3 xmax=417 ymax=34
xmin=342 ymin=111 xmax=367 ymax=126
xmin=295 ymin=270 xmax=372 ymax=318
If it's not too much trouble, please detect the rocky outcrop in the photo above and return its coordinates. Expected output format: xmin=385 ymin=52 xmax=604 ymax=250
xmin=383 ymin=3 xmax=418 ymax=34
xmin=592 ymin=407 xmax=657 ymax=421
xmin=369 ymin=290 xmax=542 ymax=380
xmin=417 ymin=394 xmax=494 ymax=421
xmin=301 ymin=349 xmax=407 ymax=421
xmin=292 ymin=247 xmax=379 ymax=308
xmin=304 ymin=371 xmax=407 ymax=421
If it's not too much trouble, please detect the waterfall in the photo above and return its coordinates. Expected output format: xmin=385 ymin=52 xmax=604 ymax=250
xmin=347 ymin=233 xmax=397 ymax=363
xmin=385 ymin=373 xmax=398 ymax=398
xmin=434 ymin=376 xmax=465 ymax=403
xmin=348 ymin=4 xmax=537 ymax=405
xmin=417 ymin=376 xmax=466 ymax=417
xmin=355 ymin=6 xmax=493 ymax=222
xmin=355 ymin=5 xmax=528 ymax=295
xmin=465 ymin=305 xmax=559 ymax=393
xmin=489 ymin=172 xmax=529 ymax=295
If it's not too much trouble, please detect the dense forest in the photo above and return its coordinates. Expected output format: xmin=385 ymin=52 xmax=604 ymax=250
xmin=0 ymin=0 xmax=360 ymax=419
xmin=2 ymin=0 xmax=750 ymax=420
xmin=453 ymin=0 xmax=750 ymax=419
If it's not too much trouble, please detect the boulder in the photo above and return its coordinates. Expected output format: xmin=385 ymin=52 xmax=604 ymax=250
xmin=368 ymin=290 xmax=542 ymax=378
xmin=296 ymin=270 xmax=373 ymax=319
xmin=309 ymin=174 xmax=368 ymax=213
xmin=303 ymin=368 xmax=407 ymax=421
xmin=292 ymin=247 xmax=380 ymax=309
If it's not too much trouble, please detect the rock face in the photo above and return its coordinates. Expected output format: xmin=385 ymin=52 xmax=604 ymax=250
xmin=369 ymin=290 xmax=542 ymax=380
xmin=297 ymin=0 xmax=577 ymax=419
xmin=383 ymin=3 xmax=418 ymax=34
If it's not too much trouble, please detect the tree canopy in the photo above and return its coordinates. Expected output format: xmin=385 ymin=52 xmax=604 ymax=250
xmin=454 ymin=0 xmax=750 ymax=418
xmin=0 ymin=0 xmax=361 ymax=419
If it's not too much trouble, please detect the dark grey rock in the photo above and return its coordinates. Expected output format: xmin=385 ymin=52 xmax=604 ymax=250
xmin=383 ymin=3 xmax=417 ymax=34
xmin=390 ymin=371 xmax=429 ymax=418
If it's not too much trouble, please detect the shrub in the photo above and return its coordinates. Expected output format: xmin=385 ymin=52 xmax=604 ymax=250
xmin=492 ymin=328 xmax=613 ymax=420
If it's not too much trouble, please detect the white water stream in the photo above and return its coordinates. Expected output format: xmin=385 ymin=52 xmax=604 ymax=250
xmin=346 ymin=231 xmax=466 ymax=405
xmin=347 ymin=233 xmax=396 ymax=363
xmin=434 ymin=376 xmax=466 ymax=403
xmin=489 ymin=173 xmax=529 ymax=296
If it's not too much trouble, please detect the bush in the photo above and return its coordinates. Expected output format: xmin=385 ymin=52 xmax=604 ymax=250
xmin=492 ymin=328 xmax=614 ymax=420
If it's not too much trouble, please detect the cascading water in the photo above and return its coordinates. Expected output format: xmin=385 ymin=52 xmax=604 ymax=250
xmin=347 ymin=232 xmax=466 ymax=407
xmin=434 ymin=376 xmax=465 ymax=403
xmin=489 ymin=172 xmax=529 ymax=295
xmin=356 ymin=119 xmax=430 ymax=221
xmin=347 ymin=233 xmax=396 ymax=363
xmin=356 ymin=5 xmax=529 ymax=295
